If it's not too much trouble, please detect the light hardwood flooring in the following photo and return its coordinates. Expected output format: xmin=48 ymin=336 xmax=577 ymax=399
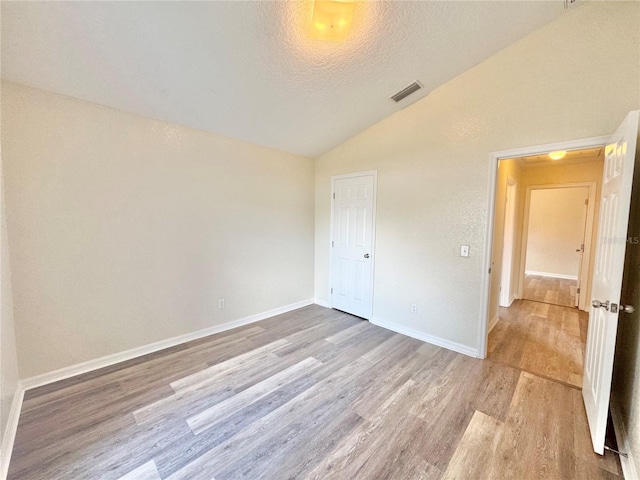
xmin=488 ymin=299 xmax=587 ymax=388
xmin=9 ymin=305 xmax=619 ymax=479
xmin=522 ymin=274 xmax=578 ymax=307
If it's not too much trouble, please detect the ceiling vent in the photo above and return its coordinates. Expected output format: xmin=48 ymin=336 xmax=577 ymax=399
xmin=390 ymin=81 xmax=423 ymax=103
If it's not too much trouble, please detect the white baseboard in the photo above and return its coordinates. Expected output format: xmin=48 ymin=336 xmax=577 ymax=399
xmin=1 ymin=383 xmax=24 ymax=480
xmin=21 ymin=298 xmax=314 ymax=391
xmin=370 ymin=317 xmax=477 ymax=358
xmin=611 ymin=397 xmax=639 ymax=480
xmin=525 ymin=270 xmax=577 ymax=280
xmin=498 ymin=296 xmax=515 ymax=308
xmin=488 ymin=315 xmax=500 ymax=333
xmin=314 ymin=299 xmax=330 ymax=308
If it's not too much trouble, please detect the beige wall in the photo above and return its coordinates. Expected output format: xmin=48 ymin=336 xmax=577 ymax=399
xmin=314 ymin=1 xmax=639 ymax=351
xmin=525 ymin=187 xmax=589 ymax=278
xmin=0 ymin=168 xmax=19 ymax=447
xmin=1 ymin=82 xmax=315 ymax=378
xmin=519 ymin=160 xmax=604 ymax=310
xmin=488 ymin=159 xmax=521 ymax=324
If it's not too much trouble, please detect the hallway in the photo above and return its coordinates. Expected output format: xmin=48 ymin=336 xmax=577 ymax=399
xmin=488 ymin=299 xmax=586 ymax=388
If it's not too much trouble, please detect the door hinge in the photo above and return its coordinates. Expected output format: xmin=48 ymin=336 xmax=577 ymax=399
xmin=581 ymin=243 xmax=585 ymax=251
xmin=333 ymin=193 xmax=335 ymax=199
xmin=332 ymin=241 xmax=334 ymax=247
xmin=577 ymin=287 xmax=581 ymax=294
xmin=488 ymin=267 xmax=492 ymax=274
xmin=585 ymin=198 xmax=589 ymax=205
xmin=331 ymin=287 xmax=333 ymax=294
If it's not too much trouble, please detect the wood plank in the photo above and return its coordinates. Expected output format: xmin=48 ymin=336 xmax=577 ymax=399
xmin=117 ymin=460 xmax=162 ymax=480
xmin=307 ymin=379 xmax=438 ymax=479
xmin=187 ymin=357 xmax=322 ymax=434
xmin=490 ymin=372 xmax=605 ymax=479
xmin=325 ymin=320 xmax=370 ymax=344
xmin=133 ymin=351 xmax=311 ymax=427
xmin=152 ymin=375 xmax=319 ymax=477
xmin=169 ymin=338 xmax=289 ymax=392
xmin=163 ymin=357 xmax=377 ymax=479
xmin=441 ymin=410 xmax=504 ymax=480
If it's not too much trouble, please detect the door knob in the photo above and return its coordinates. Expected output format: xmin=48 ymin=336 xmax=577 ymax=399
xmin=620 ymin=304 xmax=635 ymax=314
xmin=592 ymin=300 xmax=610 ymax=311
xmin=364 ymin=254 xmax=370 ymax=259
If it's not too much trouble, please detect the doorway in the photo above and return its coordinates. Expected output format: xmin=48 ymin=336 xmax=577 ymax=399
xmin=479 ymin=111 xmax=639 ymax=457
xmin=484 ymin=146 xmax=605 ymax=388
xmin=520 ymin=183 xmax=596 ymax=310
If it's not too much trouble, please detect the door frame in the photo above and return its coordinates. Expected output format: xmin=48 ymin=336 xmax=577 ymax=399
xmin=499 ymin=176 xmax=518 ymax=308
xmin=518 ymin=182 xmax=597 ymax=311
xmin=329 ymin=170 xmax=378 ymax=319
xmin=477 ymin=135 xmax=608 ymax=359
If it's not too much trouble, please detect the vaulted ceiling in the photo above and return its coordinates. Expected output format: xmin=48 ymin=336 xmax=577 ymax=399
xmin=1 ymin=1 xmax=567 ymax=157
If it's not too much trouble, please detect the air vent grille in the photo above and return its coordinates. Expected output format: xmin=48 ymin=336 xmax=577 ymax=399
xmin=390 ymin=81 xmax=423 ymax=103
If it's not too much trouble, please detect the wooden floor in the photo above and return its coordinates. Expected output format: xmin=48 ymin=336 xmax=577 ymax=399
xmin=9 ymin=305 xmax=620 ymax=479
xmin=488 ymin=299 xmax=587 ymax=389
xmin=522 ymin=274 xmax=577 ymax=307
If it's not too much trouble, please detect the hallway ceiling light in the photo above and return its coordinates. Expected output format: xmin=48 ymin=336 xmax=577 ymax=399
xmin=309 ymin=1 xmax=357 ymax=42
xmin=549 ymin=150 xmax=567 ymax=160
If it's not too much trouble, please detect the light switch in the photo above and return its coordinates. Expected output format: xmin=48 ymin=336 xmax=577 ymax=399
xmin=460 ymin=245 xmax=470 ymax=257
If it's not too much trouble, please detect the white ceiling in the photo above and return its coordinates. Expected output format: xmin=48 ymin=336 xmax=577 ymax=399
xmin=1 ymin=1 xmax=567 ymax=158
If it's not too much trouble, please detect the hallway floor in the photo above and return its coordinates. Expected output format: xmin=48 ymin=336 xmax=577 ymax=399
xmin=522 ymin=274 xmax=578 ymax=307
xmin=488 ymin=299 xmax=587 ymax=388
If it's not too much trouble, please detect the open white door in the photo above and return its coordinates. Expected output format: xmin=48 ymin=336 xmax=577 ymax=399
xmin=330 ymin=173 xmax=376 ymax=319
xmin=583 ymin=110 xmax=639 ymax=454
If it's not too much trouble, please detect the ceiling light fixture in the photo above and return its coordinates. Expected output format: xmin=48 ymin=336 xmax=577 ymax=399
xmin=309 ymin=1 xmax=357 ymax=42
xmin=549 ymin=150 xmax=567 ymax=160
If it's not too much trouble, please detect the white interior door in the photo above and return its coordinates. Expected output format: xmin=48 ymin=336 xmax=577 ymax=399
xmin=331 ymin=173 xmax=376 ymax=319
xmin=583 ymin=110 xmax=639 ymax=454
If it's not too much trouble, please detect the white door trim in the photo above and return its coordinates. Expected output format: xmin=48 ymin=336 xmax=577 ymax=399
xmin=499 ymin=176 xmax=517 ymax=307
xmin=477 ymin=135 xmax=608 ymax=358
xmin=518 ymin=182 xmax=596 ymax=311
xmin=329 ymin=170 xmax=378 ymax=319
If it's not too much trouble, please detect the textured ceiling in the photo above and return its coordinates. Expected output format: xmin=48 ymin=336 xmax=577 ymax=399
xmin=1 ymin=1 xmax=567 ymax=157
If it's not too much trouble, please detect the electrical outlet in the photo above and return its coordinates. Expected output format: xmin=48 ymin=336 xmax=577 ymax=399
xmin=410 ymin=304 xmax=417 ymax=314
xmin=460 ymin=245 xmax=470 ymax=257
xmin=218 ymin=298 xmax=225 ymax=309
